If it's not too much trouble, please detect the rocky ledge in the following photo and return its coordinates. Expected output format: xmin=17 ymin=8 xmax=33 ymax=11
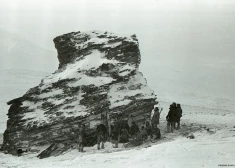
xmin=1 ymin=31 xmax=157 ymax=157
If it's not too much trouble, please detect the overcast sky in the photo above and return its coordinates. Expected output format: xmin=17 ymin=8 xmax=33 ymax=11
xmin=1 ymin=0 xmax=235 ymax=64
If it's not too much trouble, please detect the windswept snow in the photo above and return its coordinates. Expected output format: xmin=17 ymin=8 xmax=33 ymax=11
xmin=38 ymin=89 xmax=63 ymax=99
xmin=21 ymin=89 xmax=89 ymax=127
xmin=103 ymin=41 xmax=122 ymax=48
xmin=42 ymin=49 xmax=117 ymax=86
xmin=73 ymin=31 xmax=136 ymax=50
xmin=0 ymin=104 xmax=235 ymax=168
xmin=22 ymin=101 xmax=44 ymax=110
xmin=118 ymin=64 xmax=136 ymax=76
xmin=22 ymin=109 xmax=49 ymax=126
xmin=108 ymin=72 xmax=155 ymax=108
xmin=67 ymin=75 xmax=114 ymax=87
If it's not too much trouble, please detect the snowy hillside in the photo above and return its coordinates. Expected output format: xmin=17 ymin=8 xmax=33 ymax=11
xmin=0 ymin=28 xmax=58 ymax=72
xmin=140 ymin=59 xmax=235 ymax=112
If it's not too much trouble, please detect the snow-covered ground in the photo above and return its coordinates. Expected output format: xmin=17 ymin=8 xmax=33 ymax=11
xmin=0 ymin=104 xmax=234 ymax=168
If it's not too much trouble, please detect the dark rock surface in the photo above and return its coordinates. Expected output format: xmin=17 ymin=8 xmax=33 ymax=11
xmin=1 ymin=31 xmax=157 ymax=157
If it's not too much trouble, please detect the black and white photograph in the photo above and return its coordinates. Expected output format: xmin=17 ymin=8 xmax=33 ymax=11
xmin=0 ymin=0 xmax=235 ymax=167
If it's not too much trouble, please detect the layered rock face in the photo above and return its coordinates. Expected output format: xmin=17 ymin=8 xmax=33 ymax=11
xmin=1 ymin=31 xmax=157 ymax=155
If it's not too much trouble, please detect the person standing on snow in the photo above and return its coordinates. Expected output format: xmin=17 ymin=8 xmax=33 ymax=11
xmin=151 ymin=107 xmax=162 ymax=128
xmin=176 ymin=104 xmax=182 ymax=129
xmin=96 ymin=124 xmax=107 ymax=150
xmin=111 ymin=119 xmax=119 ymax=148
xmin=152 ymin=124 xmax=161 ymax=139
xmin=172 ymin=103 xmax=178 ymax=129
xmin=166 ymin=103 xmax=177 ymax=132
xmin=140 ymin=126 xmax=148 ymax=141
xmin=129 ymin=121 xmax=140 ymax=138
xmin=78 ymin=124 xmax=87 ymax=152
xmin=119 ymin=127 xmax=129 ymax=143
xmin=145 ymin=121 xmax=153 ymax=138
xmin=123 ymin=125 xmax=149 ymax=148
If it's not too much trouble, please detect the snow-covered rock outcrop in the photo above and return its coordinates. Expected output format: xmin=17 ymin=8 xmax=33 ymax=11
xmin=1 ymin=31 xmax=157 ymax=156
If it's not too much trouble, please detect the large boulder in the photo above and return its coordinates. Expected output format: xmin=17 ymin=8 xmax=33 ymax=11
xmin=1 ymin=31 xmax=157 ymax=156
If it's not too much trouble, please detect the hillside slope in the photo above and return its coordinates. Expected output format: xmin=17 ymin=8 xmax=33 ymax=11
xmin=0 ymin=29 xmax=58 ymax=71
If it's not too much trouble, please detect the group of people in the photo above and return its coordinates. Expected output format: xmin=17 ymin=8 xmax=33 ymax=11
xmin=166 ymin=102 xmax=182 ymax=132
xmin=77 ymin=104 xmax=182 ymax=152
xmin=93 ymin=114 xmax=161 ymax=151
xmin=111 ymin=115 xmax=161 ymax=148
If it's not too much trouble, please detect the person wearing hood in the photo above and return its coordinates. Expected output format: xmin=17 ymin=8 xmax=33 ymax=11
xmin=176 ymin=104 xmax=182 ymax=129
xmin=151 ymin=107 xmax=160 ymax=128
xmin=166 ymin=103 xmax=177 ymax=132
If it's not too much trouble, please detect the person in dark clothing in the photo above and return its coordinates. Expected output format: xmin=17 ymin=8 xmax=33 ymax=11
xmin=176 ymin=104 xmax=182 ymax=129
xmin=151 ymin=107 xmax=160 ymax=128
xmin=152 ymin=124 xmax=161 ymax=139
xmin=119 ymin=128 xmax=129 ymax=143
xmin=111 ymin=120 xmax=119 ymax=148
xmin=145 ymin=121 xmax=153 ymax=138
xmin=172 ymin=103 xmax=178 ymax=129
xmin=166 ymin=103 xmax=177 ymax=132
xmin=123 ymin=132 xmax=143 ymax=148
xmin=123 ymin=125 xmax=147 ymax=148
xmin=140 ymin=126 xmax=148 ymax=140
xmin=129 ymin=121 xmax=140 ymax=138
xmin=96 ymin=124 xmax=107 ymax=150
xmin=78 ymin=124 xmax=86 ymax=152
xmin=121 ymin=120 xmax=130 ymax=133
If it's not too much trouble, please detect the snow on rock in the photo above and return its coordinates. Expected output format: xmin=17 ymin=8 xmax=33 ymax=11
xmin=108 ymin=72 xmax=155 ymax=109
xmin=1 ymin=31 xmax=157 ymax=157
